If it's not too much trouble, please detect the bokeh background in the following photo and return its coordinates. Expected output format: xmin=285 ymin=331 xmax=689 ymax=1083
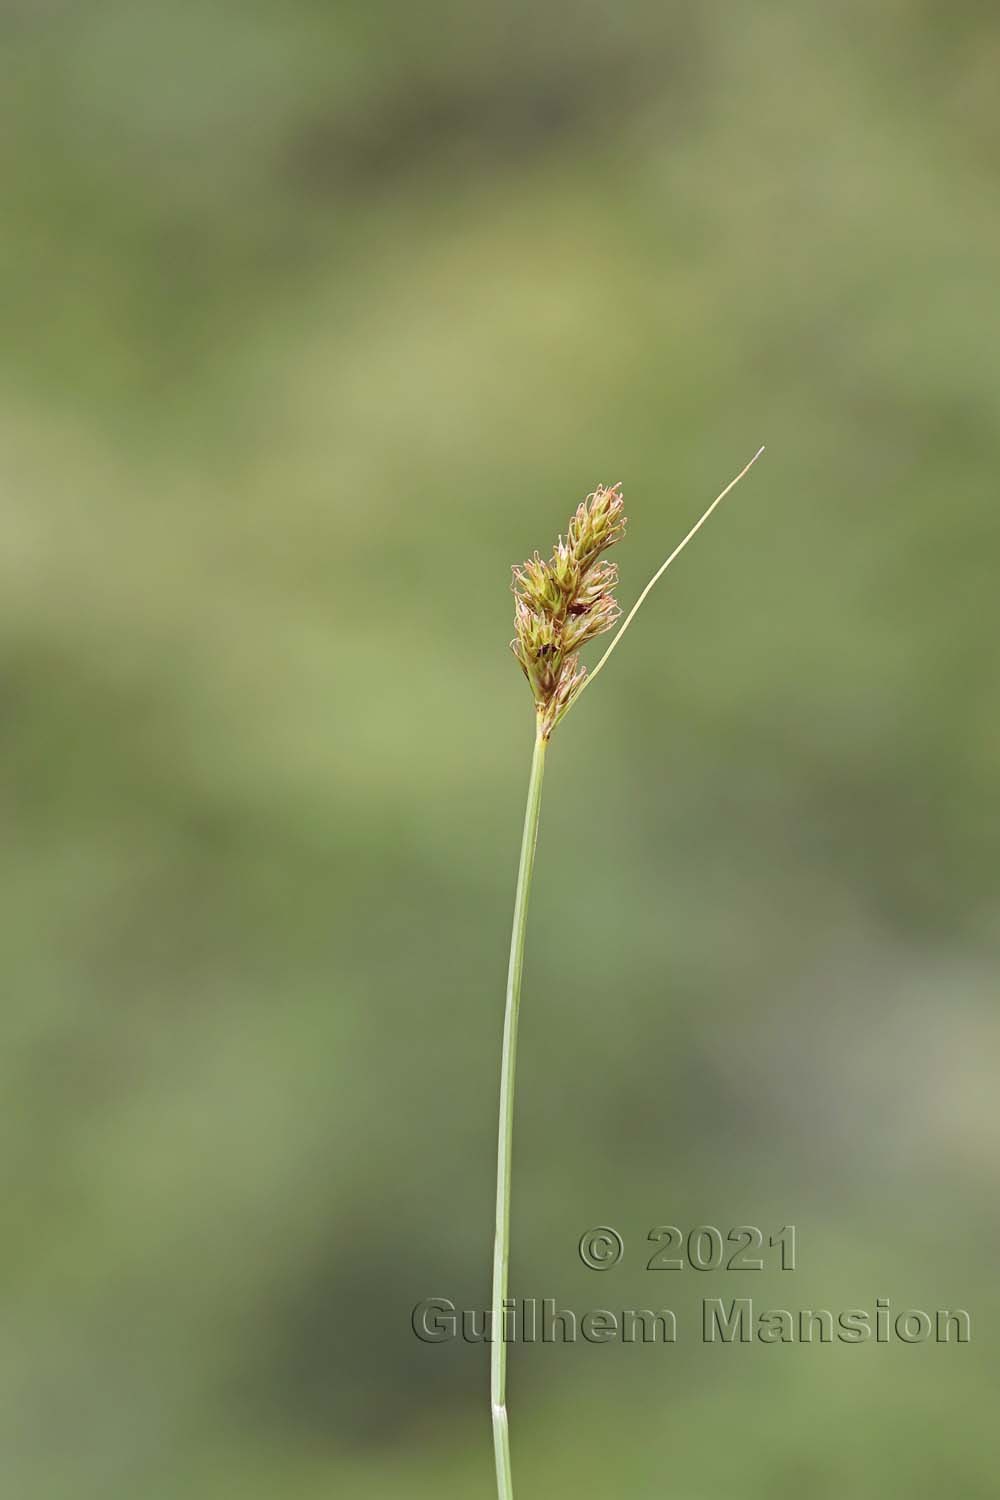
xmin=3 ymin=3 xmax=999 ymax=1495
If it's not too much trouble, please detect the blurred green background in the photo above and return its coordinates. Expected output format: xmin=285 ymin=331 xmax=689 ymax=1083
xmin=3 ymin=2 xmax=999 ymax=1495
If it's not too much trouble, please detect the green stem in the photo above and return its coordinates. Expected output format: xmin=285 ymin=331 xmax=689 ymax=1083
xmin=492 ymin=723 xmax=547 ymax=1500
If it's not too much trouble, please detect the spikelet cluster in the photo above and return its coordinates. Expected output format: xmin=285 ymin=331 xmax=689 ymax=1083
xmin=511 ymin=483 xmax=626 ymax=737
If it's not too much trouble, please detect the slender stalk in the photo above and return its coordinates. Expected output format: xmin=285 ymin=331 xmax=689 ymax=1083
xmin=491 ymin=723 xmax=547 ymax=1500
xmin=493 ymin=450 xmax=763 ymax=1495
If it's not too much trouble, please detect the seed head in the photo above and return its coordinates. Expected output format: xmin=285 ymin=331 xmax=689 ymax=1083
xmin=511 ymin=483 xmax=626 ymax=737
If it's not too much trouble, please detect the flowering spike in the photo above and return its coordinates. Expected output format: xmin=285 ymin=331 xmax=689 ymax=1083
xmin=511 ymin=483 xmax=626 ymax=737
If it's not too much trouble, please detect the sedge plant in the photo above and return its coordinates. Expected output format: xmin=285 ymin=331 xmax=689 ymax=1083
xmin=492 ymin=447 xmax=764 ymax=1499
